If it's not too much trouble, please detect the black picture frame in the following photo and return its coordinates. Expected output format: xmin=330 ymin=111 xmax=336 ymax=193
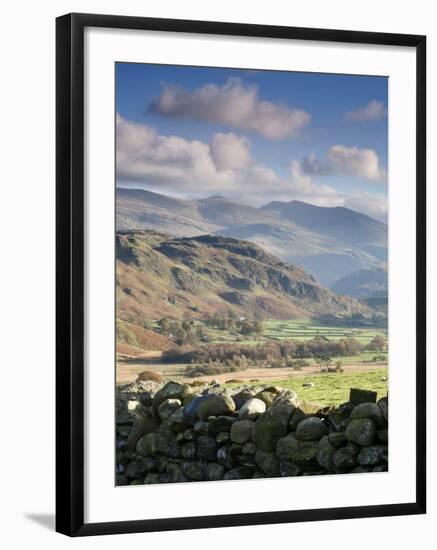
xmin=56 ymin=12 xmax=426 ymax=537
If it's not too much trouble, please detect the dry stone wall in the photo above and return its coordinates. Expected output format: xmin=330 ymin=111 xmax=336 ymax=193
xmin=116 ymin=381 xmax=388 ymax=485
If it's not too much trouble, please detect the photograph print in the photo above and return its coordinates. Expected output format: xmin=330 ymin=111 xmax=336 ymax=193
xmin=115 ymin=63 xmax=389 ymax=486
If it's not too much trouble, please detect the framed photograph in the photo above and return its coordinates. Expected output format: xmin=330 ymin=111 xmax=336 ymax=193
xmin=56 ymin=13 xmax=426 ymax=536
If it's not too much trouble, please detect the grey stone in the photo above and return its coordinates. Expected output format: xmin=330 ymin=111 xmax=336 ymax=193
xmin=198 ymin=394 xmax=236 ymax=420
xmin=223 ymin=466 xmax=253 ymax=480
xmin=377 ymin=396 xmax=389 ymax=422
xmin=166 ymin=463 xmax=188 ymax=483
xmin=183 ymin=394 xmax=215 ymax=423
xmin=328 ymin=432 xmax=347 ymax=448
xmin=317 ymin=435 xmax=337 ymax=471
xmin=232 ymin=388 xmax=258 ymax=409
xmin=254 ymin=450 xmax=280 ymax=477
xmin=357 ymin=445 xmax=388 ymax=466
xmin=276 ymin=433 xmax=319 ymax=465
xmin=332 ymin=447 xmax=357 ymax=472
xmin=181 ymin=461 xmax=205 ymax=481
xmin=205 ymin=462 xmax=225 ymax=481
xmin=295 ymin=417 xmax=328 ymax=441
xmin=279 ymin=460 xmax=301 ymax=477
xmin=238 ymin=398 xmax=266 ymax=419
xmin=127 ymin=417 xmax=159 ymax=452
xmin=230 ymin=419 xmax=255 ymax=444
xmin=351 ymin=402 xmax=385 ymax=427
xmin=377 ymin=428 xmax=388 ymax=443
xmin=253 ymin=404 xmax=294 ymax=451
xmin=181 ymin=441 xmax=197 ymax=459
xmin=289 ymin=408 xmax=306 ymax=430
xmin=158 ymin=398 xmax=182 ymax=420
xmin=144 ymin=473 xmax=161 ymax=484
xmin=155 ymin=430 xmax=180 ymax=458
xmin=153 ymin=382 xmax=191 ymax=412
xmin=345 ymin=418 xmax=376 ymax=446
xmin=217 ymin=446 xmax=237 ymax=469
xmin=197 ymin=435 xmax=217 ymax=461
xmin=136 ymin=432 xmax=158 ymax=456
xmin=216 ymin=432 xmax=230 ymax=444
xmin=242 ymin=442 xmax=257 ymax=455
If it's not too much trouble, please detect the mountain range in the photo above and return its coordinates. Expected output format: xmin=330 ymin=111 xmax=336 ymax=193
xmin=116 ymin=188 xmax=388 ymax=293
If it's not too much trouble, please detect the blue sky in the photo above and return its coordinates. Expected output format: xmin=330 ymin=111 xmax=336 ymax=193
xmin=115 ymin=62 xmax=388 ymax=220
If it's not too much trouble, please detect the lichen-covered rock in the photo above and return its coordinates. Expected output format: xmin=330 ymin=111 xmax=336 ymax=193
xmin=217 ymin=445 xmax=237 ymax=469
xmin=181 ymin=441 xmax=197 ymax=459
xmin=345 ymin=418 xmax=376 ymax=446
xmin=357 ymin=445 xmax=388 ymax=466
xmin=279 ymin=459 xmax=301 ymax=477
xmin=197 ymin=435 xmax=217 ymax=461
xmin=230 ymin=419 xmax=255 ymax=444
xmin=216 ymin=432 xmax=230 ymax=444
xmin=238 ymin=398 xmax=266 ymax=419
xmin=232 ymin=388 xmax=258 ymax=409
xmin=255 ymin=390 xmax=276 ymax=408
xmin=155 ymin=430 xmax=180 ymax=458
xmin=223 ymin=466 xmax=253 ymax=480
xmin=136 ymin=432 xmax=158 ymax=456
xmin=193 ymin=421 xmax=211 ymax=435
xmin=317 ymin=435 xmax=337 ymax=471
xmin=289 ymin=408 xmax=306 ymax=430
xmin=198 ymin=394 xmax=236 ymax=421
xmin=253 ymin=404 xmax=294 ymax=451
xmin=332 ymin=447 xmax=357 ymax=472
xmin=276 ymin=433 xmax=319 ymax=465
xmin=158 ymin=398 xmax=182 ymax=420
xmin=127 ymin=416 xmax=160 ymax=452
xmin=328 ymin=432 xmax=347 ymax=448
xmin=350 ymin=402 xmax=385 ymax=427
xmin=295 ymin=417 xmax=328 ymax=441
xmin=377 ymin=396 xmax=388 ymax=422
xmin=166 ymin=463 xmax=188 ymax=483
xmin=181 ymin=460 xmax=205 ymax=481
xmin=272 ymin=389 xmax=298 ymax=408
xmin=205 ymin=462 xmax=225 ymax=481
xmin=153 ymin=382 xmax=191 ymax=412
xmin=254 ymin=450 xmax=280 ymax=477
xmin=184 ymin=394 xmax=215 ymax=423
xmin=242 ymin=441 xmax=257 ymax=455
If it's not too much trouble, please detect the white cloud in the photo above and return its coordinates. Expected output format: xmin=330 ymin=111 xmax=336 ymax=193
xmin=116 ymin=114 xmax=387 ymax=221
xmin=210 ymin=133 xmax=251 ymax=171
xmin=344 ymin=100 xmax=387 ymax=122
xmin=299 ymin=145 xmax=387 ymax=182
xmin=149 ymin=78 xmax=310 ymax=140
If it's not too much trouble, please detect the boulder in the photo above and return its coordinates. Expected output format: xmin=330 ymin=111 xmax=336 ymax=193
xmin=198 ymin=394 xmax=236 ymax=421
xmin=242 ymin=442 xmax=257 ymax=455
xmin=289 ymin=408 xmax=306 ymax=430
xmin=230 ymin=419 xmax=255 ymax=444
xmin=126 ymin=416 xmax=159 ymax=452
xmin=377 ymin=428 xmax=388 ymax=443
xmin=295 ymin=417 xmax=328 ymax=441
xmin=136 ymin=432 xmax=158 ymax=456
xmin=153 ymin=382 xmax=191 ymax=412
xmin=317 ymin=435 xmax=337 ymax=471
xmin=332 ymin=447 xmax=358 ymax=472
xmin=197 ymin=435 xmax=217 ymax=461
xmin=155 ymin=430 xmax=180 ymax=458
xmin=377 ymin=396 xmax=389 ymax=422
xmin=181 ymin=441 xmax=197 ymax=459
xmin=184 ymin=394 xmax=215 ymax=423
xmin=345 ymin=418 xmax=376 ymax=446
xmin=216 ymin=432 xmax=231 ymax=444
xmin=255 ymin=390 xmax=276 ymax=408
xmin=279 ymin=460 xmax=301 ymax=477
xmin=254 ymin=450 xmax=280 ymax=477
xmin=253 ymin=404 xmax=294 ymax=451
xmin=232 ymin=388 xmax=258 ymax=409
xmin=272 ymin=389 xmax=298 ymax=407
xmin=157 ymin=398 xmax=182 ymax=421
xmin=217 ymin=445 xmax=237 ymax=469
xmin=166 ymin=463 xmax=188 ymax=483
xmin=328 ymin=432 xmax=347 ymax=448
xmin=239 ymin=398 xmax=266 ymax=419
xmin=276 ymin=433 xmax=319 ymax=465
xmin=181 ymin=461 xmax=205 ymax=481
xmin=223 ymin=466 xmax=254 ymax=480
xmin=357 ymin=445 xmax=388 ymax=466
xmin=350 ymin=402 xmax=385 ymax=427
xmin=205 ymin=462 xmax=225 ymax=481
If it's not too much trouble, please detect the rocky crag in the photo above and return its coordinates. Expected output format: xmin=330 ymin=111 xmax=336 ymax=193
xmin=116 ymin=381 xmax=388 ymax=485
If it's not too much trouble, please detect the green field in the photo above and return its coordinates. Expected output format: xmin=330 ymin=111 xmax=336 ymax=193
xmin=225 ymin=368 xmax=388 ymax=407
xmin=203 ymin=318 xmax=387 ymax=348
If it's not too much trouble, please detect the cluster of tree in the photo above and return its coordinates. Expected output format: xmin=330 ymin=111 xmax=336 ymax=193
xmin=316 ymin=313 xmax=387 ymax=328
xmin=157 ymin=318 xmax=206 ymax=346
xmin=184 ymin=355 xmax=251 ymax=378
xmin=364 ymin=335 xmax=387 ymax=352
xmin=162 ymin=336 xmax=366 ymax=366
xmin=205 ymin=311 xmax=264 ymax=337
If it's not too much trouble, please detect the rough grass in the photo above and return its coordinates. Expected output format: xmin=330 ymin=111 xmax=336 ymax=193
xmin=225 ymin=368 xmax=388 ymax=407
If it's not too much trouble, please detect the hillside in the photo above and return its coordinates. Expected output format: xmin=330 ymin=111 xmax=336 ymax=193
xmin=116 ymin=188 xmax=387 ymax=286
xmin=331 ymin=267 xmax=388 ymax=299
xmin=116 ymin=230 xmax=371 ymax=330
